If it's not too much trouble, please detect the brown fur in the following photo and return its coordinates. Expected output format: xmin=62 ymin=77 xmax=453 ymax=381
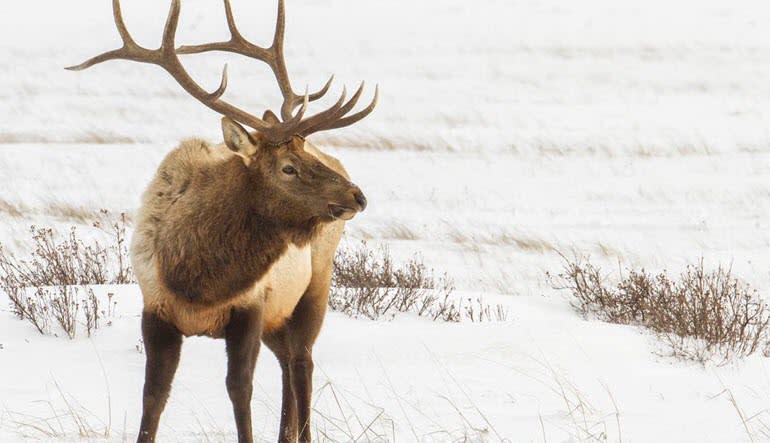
xmin=132 ymin=119 xmax=362 ymax=443
xmin=131 ymin=122 xmax=362 ymax=338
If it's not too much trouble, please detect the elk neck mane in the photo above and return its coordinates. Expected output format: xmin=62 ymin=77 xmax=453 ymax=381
xmin=153 ymin=141 xmax=324 ymax=306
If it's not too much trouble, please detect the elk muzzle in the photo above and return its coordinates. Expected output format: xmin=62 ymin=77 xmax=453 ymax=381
xmin=328 ymin=186 xmax=367 ymax=220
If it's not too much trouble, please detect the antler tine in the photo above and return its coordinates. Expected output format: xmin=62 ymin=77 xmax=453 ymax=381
xmin=272 ymin=0 xmax=307 ymax=121
xmin=309 ymin=85 xmax=379 ymax=133
xmin=161 ymin=0 xmax=182 ymax=53
xmin=277 ymin=73 xmax=334 ymax=121
xmin=65 ymin=0 xmax=149 ymax=71
xmin=65 ymin=48 xmax=129 ymax=72
xmin=159 ymin=0 xmax=234 ymax=104
xmin=223 ymin=0 xmax=244 ymax=41
xmin=207 ymin=64 xmax=229 ymax=101
xmin=296 ymin=82 xmax=365 ymax=135
xmin=291 ymin=87 xmax=349 ymax=135
xmin=309 ymin=75 xmax=334 ymax=101
xmin=112 ymin=0 xmax=136 ymax=47
xmin=283 ymin=88 xmax=309 ymax=125
xmin=264 ymin=88 xmax=310 ymax=142
xmin=177 ymin=0 xmax=272 ymax=58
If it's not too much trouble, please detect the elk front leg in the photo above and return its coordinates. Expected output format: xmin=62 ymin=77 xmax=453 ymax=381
xmin=291 ymin=350 xmax=314 ymax=443
xmin=263 ymin=338 xmax=314 ymax=443
xmin=225 ymin=306 xmax=263 ymax=443
xmin=288 ymin=303 xmax=320 ymax=443
xmin=264 ymin=287 xmax=328 ymax=443
xmin=137 ymin=311 xmax=183 ymax=443
xmin=263 ymin=328 xmax=299 ymax=443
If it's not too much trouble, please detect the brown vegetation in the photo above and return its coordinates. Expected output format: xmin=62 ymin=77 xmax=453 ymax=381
xmin=0 ymin=211 xmax=129 ymax=338
xmin=331 ymin=241 xmax=508 ymax=322
xmin=550 ymin=256 xmax=770 ymax=364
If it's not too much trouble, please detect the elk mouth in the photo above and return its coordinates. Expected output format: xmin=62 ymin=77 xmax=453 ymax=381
xmin=328 ymin=204 xmax=357 ymax=221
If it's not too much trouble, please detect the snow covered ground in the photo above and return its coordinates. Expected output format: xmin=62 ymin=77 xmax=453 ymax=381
xmin=5 ymin=287 xmax=770 ymax=443
xmin=3 ymin=0 xmax=770 ymax=441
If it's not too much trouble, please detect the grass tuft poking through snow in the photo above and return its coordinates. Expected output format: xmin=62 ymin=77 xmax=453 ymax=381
xmin=550 ymin=255 xmax=770 ymax=364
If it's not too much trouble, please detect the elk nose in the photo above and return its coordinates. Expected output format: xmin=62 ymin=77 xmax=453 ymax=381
xmin=353 ymin=188 xmax=367 ymax=211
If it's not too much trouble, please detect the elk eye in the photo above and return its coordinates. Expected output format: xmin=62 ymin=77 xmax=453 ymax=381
xmin=282 ymin=165 xmax=297 ymax=175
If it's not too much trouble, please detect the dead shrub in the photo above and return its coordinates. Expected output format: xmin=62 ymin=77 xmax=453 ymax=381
xmin=5 ymin=282 xmax=100 ymax=339
xmin=331 ymin=241 xmax=508 ymax=323
xmin=93 ymin=210 xmax=134 ymax=284
xmin=0 ymin=212 xmax=131 ymax=338
xmin=550 ymin=256 xmax=770 ymax=364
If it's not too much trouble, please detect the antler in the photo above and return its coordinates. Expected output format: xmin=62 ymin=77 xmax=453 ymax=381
xmin=67 ymin=0 xmax=377 ymax=143
xmin=177 ymin=0 xmax=378 ymax=136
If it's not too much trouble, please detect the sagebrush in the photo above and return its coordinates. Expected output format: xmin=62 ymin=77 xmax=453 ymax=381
xmin=331 ymin=241 xmax=508 ymax=322
xmin=551 ymin=256 xmax=770 ymax=364
xmin=0 ymin=211 xmax=130 ymax=337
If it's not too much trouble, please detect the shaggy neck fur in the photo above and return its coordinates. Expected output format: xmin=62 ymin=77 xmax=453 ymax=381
xmin=156 ymin=156 xmax=322 ymax=306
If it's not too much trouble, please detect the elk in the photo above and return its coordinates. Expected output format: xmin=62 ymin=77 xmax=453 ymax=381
xmin=67 ymin=1 xmax=377 ymax=442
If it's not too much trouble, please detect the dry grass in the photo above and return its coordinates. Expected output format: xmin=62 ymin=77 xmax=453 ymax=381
xmin=311 ymin=379 xmax=394 ymax=442
xmin=380 ymin=222 xmax=420 ymax=241
xmin=0 ymin=199 xmax=26 ymax=218
xmin=343 ymin=222 xmax=421 ymax=242
xmin=536 ymin=358 xmax=623 ymax=443
xmin=550 ymin=255 xmax=770 ymax=364
xmin=705 ymin=375 xmax=770 ymax=443
xmin=312 ymin=133 xmax=444 ymax=152
xmin=331 ymin=241 xmax=508 ymax=323
xmin=2 ymin=378 xmax=112 ymax=440
xmin=0 ymin=211 xmax=131 ymax=338
xmin=45 ymin=202 xmax=99 ymax=224
xmin=0 ymin=131 xmax=137 ymax=144
xmin=447 ymin=227 xmax=554 ymax=253
xmin=0 ymin=199 xmax=131 ymax=224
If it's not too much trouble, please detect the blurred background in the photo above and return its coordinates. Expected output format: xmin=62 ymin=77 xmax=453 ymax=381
xmin=2 ymin=0 xmax=770 ymax=293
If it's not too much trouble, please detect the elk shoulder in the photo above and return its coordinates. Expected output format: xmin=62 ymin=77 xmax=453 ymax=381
xmin=132 ymin=138 xmax=297 ymax=336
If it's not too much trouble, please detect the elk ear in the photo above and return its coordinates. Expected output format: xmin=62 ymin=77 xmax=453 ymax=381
xmin=262 ymin=110 xmax=280 ymax=124
xmin=222 ymin=117 xmax=257 ymax=161
xmin=289 ymin=135 xmax=305 ymax=151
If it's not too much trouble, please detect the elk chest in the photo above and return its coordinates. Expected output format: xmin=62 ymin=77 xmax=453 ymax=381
xmin=145 ymin=243 xmax=313 ymax=338
xmin=259 ymin=243 xmax=313 ymax=332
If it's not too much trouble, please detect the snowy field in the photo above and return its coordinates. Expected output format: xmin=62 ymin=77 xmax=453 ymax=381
xmin=3 ymin=0 xmax=770 ymax=441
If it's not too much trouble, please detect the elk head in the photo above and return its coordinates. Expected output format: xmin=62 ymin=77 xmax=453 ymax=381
xmin=222 ymin=116 xmax=367 ymax=224
xmin=67 ymin=0 xmax=377 ymax=222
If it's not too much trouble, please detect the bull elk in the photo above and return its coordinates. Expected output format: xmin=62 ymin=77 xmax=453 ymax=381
xmin=67 ymin=1 xmax=377 ymax=442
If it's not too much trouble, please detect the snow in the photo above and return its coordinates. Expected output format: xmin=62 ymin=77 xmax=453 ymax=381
xmin=4 ymin=287 xmax=770 ymax=442
xmin=3 ymin=0 xmax=770 ymax=441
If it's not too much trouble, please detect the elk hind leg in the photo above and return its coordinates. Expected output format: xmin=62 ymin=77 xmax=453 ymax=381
xmin=137 ymin=310 xmax=183 ymax=443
